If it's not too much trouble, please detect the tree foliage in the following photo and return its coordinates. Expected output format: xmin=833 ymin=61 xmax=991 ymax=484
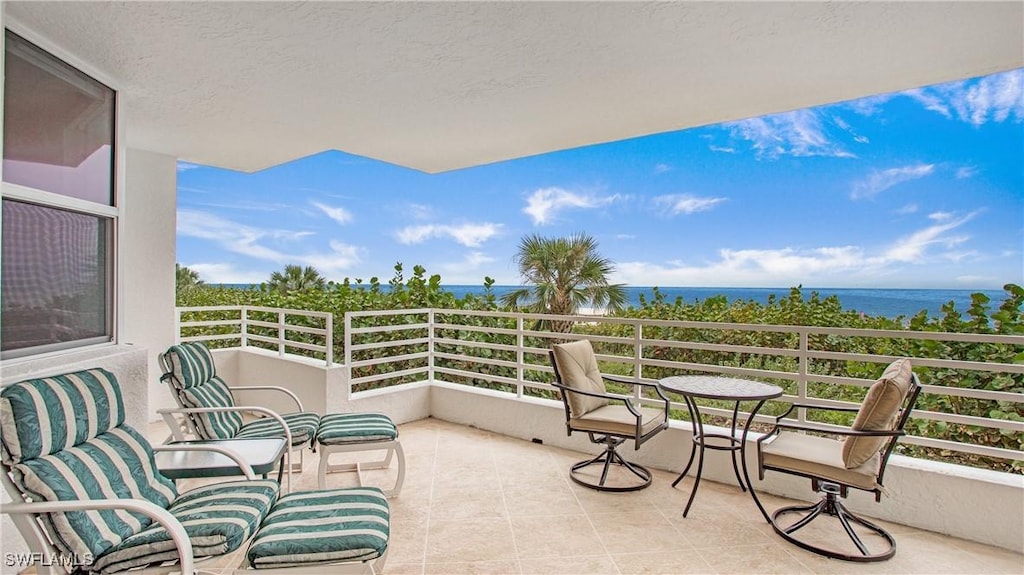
xmin=175 ymin=263 xmax=204 ymax=291
xmin=265 ymin=264 xmax=326 ymax=293
xmin=501 ymin=233 xmax=626 ymax=332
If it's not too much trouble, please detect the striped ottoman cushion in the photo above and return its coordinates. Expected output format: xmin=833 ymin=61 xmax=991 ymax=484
xmin=92 ymin=479 xmax=279 ymax=574
xmin=236 ymin=412 xmax=321 ymax=446
xmin=315 ymin=413 xmax=397 ymax=446
xmin=246 ymin=487 xmax=389 ymax=569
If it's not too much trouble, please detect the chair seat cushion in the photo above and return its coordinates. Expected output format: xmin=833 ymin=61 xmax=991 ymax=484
xmin=316 ymin=413 xmax=398 ymax=446
xmin=246 ymin=487 xmax=390 ymax=569
xmin=235 ymin=412 xmax=321 ymax=446
xmin=92 ymin=479 xmax=279 ymax=574
xmin=571 ymin=404 xmax=666 ymax=437
xmin=762 ymin=432 xmax=879 ymax=491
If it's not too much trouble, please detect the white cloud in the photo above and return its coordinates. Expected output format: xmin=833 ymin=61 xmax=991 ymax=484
xmin=709 ymin=145 xmax=736 ymax=153
xmin=186 ymin=263 xmax=265 ymax=284
xmin=177 ymin=209 xmax=361 ymax=276
xmin=652 ymin=194 xmax=727 ymax=215
xmin=523 ymin=187 xmax=621 ymax=225
xmin=176 ymin=162 xmax=202 ymax=171
xmin=727 ymin=109 xmax=856 ymax=159
xmin=405 ymin=203 xmax=435 ymax=220
xmin=395 ymin=222 xmax=502 ymax=247
xmin=895 ymin=203 xmax=919 ymax=215
xmin=615 ymin=234 xmax=636 ymax=240
xmin=654 ymin=163 xmax=673 ymax=174
xmin=311 ymin=201 xmax=353 ymax=225
xmin=956 ymin=166 xmax=978 ymax=179
xmin=437 ymin=251 xmax=502 ymax=283
xmin=613 ymin=211 xmax=980 ymax=287
xmin=851 ymin=164 xmax=935 ymax=199
xmin=900 ymin=69 xmax=1024 ymax=126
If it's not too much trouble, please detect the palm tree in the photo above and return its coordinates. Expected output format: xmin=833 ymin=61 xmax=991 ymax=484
xmin=501 ymin=233 xmax=626 ymax=333
xmin=267 ymin=264 xmax=326 ymax=293
xmin=175 ymin=263 xmax=204 ymax=291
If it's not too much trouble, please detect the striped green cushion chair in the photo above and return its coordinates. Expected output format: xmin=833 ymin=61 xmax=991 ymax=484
xmin=0 ymin=369 xmax=277 ymax=574
xmin=159 ymin=342 xmax=321 ymax=469
xmin=0 ymin=368 xmax=390 ymax=574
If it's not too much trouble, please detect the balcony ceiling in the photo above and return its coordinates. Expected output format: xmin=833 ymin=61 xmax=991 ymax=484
xmin=5 ymin=1 xmax=1022 ymax=174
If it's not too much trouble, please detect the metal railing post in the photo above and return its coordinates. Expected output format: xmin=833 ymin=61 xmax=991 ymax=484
xmin=277 ymin=311 xmax=286 ymax=357
xmin=428 ymin=309 xmax=436 ymax=384
xmin=325 ymin=313 xmax=334 ymax=366
xmin=634 ymin=319 xmax=643 ymax=400
xmin=798 ymin=330 xmax=809 ymax=423
xmin=240 ymin=307 xmax=249 ymax=349
xmin=517 ymin=315 xmax=525 ymax=398
xmin=344 ymin=312 xmax=353 ymax=396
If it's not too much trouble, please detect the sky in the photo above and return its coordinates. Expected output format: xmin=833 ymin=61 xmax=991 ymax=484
xmin=177 ymin=69 xmax=1024 ymax=289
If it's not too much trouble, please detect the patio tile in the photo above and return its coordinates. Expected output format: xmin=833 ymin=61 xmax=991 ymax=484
xmin=518 ymin=554 xmax=621 ymax=575
xmin=423 ymin=560 xmax=520 ymax=575
xmin=588 ymin=510 xmax=691 ymax=554
xmin=502 ymin=483 xmax=586 ymax=517
xmin=425 ymin=517 xmax=517 ymax=563
xmin=610 ymin=550 xmax=717 ymax=574
xmin=667 ymin=504 xmax=774 ymax=549
xmin=697 ymin=542 xmax=815 ymax=574
xmin=510 ymin=514 xmax=604 ymax=558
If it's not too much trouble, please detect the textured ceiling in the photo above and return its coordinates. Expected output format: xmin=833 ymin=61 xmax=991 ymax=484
xmin=5 ymin=2 xmax=1022 ymax=173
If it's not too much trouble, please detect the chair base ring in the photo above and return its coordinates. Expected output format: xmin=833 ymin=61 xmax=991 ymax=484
xmin=770 ymin=493 xmax=896 ymax=562
xmin=569 ymin=448 xmax=653 ymax=492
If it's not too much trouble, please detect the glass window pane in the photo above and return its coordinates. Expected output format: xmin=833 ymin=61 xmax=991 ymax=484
xmin=1 ymin=199 xmax=111 ymax=355
xmin=3 ymin=30 xmax=115 ymax=205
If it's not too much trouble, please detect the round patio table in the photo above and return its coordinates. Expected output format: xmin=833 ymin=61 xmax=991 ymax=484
xmin=658 ymin=375 xmax=783 ymax=517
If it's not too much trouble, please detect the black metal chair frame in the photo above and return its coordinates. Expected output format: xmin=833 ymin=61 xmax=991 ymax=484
xmin=746 ymin=373 xmax=921 ymax=562
xmin=549 ymin=350 xmax=671 ymax=492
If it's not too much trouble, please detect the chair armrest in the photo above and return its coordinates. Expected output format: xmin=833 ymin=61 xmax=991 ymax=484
xmin=775 ymin=402 xmax=861 ymax=422
xmin=774 ymin=419 xmax=906 ymax=438
xmin=151 ymin=444 xmax=257 ymax=479
xmin=226 ymin=385 xmax=305 ymax=412
xmin=1 ymin=499 xmax=195 ymax=575
xmin=552 ymin=382 xmax=646 ymax=419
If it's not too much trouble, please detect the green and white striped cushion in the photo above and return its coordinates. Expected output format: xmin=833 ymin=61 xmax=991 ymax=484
xmin=316 ymin=413 xmax=397 ymax=445
xmin=92 ymin=479 xmax=279 ymax=575
xmin=0 ymin=369 xmax=125 ymax=465
xmin=178 ymin=376 xmax=244 ymax=440
xmin=236 ymin=412 xmax=321 ymax=446
xmin=246 ymin=487 xmax=389 ymax=569
xmin=10 ymin=426 xmax=178 ymax=562
xmin=162 ymin=342 xmax=218 ymax=390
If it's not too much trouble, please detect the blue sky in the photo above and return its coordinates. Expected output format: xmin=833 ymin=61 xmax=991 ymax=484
xmin=177 ymin=69 xmax=1024 ymax=289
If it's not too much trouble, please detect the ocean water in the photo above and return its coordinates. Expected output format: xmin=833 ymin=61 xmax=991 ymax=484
xmin=213 ymin=284 xmax=1010 ymax=319
xmin=442 ymin=285 xmax=1011 ymax=319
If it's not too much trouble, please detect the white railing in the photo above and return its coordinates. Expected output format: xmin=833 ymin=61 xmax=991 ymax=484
xmin=176 ymin=306 xmax=333 ymax=365
xmin=346 ymin=308 xmax=1024 ymax=464
xmin=175 ymin=305 xmax=1024 ymax=464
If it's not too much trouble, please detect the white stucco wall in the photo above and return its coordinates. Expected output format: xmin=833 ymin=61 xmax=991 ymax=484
xmin=122 ymin=148 xmax=178 ymax=416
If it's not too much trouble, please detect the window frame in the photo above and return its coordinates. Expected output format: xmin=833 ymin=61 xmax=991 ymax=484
xmin=1 ymin=24 xmax=124 ymax=362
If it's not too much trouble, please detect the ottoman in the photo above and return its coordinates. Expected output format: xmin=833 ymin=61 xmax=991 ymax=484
xmin=316 ymin=413 xmax=405 ymax=497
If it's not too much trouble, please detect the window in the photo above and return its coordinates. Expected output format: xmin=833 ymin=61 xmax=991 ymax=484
xmin=2 ymin=30 xmax=117 ymax=359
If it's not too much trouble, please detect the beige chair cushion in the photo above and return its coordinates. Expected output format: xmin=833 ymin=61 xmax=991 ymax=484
xmin=570 ymin=404 xmax=667 ymax=437
xmin=842 ymin=358 xmax=914 ymax=469
xmin=552 ymin=340 xmax=609 ymax=417
xmin=763 ymin=431 xmax=879 ymax=491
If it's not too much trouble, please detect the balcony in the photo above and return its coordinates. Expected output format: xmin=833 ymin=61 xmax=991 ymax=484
xmin=169 ymin=305 xmax=1024 ymax=563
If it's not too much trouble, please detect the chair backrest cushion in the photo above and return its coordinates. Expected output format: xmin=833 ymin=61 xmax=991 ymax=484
xmin=842 ymin=358 xmax=914 ymax=469
xmin=551 ymin=340 xmax=609 ymax=417
xmin=178 ymin=376 xmax=244 ymax=440
xmin=161 ymin=342 xmax=218 ymax=390
xmin=1 ymin=369 xmax=125 ymax=465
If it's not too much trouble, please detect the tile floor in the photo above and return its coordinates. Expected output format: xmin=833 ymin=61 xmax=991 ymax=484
xmin=161 ymin=418 xmax=1023 ymax=575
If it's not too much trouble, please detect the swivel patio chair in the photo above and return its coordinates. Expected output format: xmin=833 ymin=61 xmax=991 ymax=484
xmin=549 ymin=339 xmax=670 ymax=491
xmin=0 ymin=368 xmax=390 ymax=575
xmin=747 ymin=358 xmax=921 ymax=562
